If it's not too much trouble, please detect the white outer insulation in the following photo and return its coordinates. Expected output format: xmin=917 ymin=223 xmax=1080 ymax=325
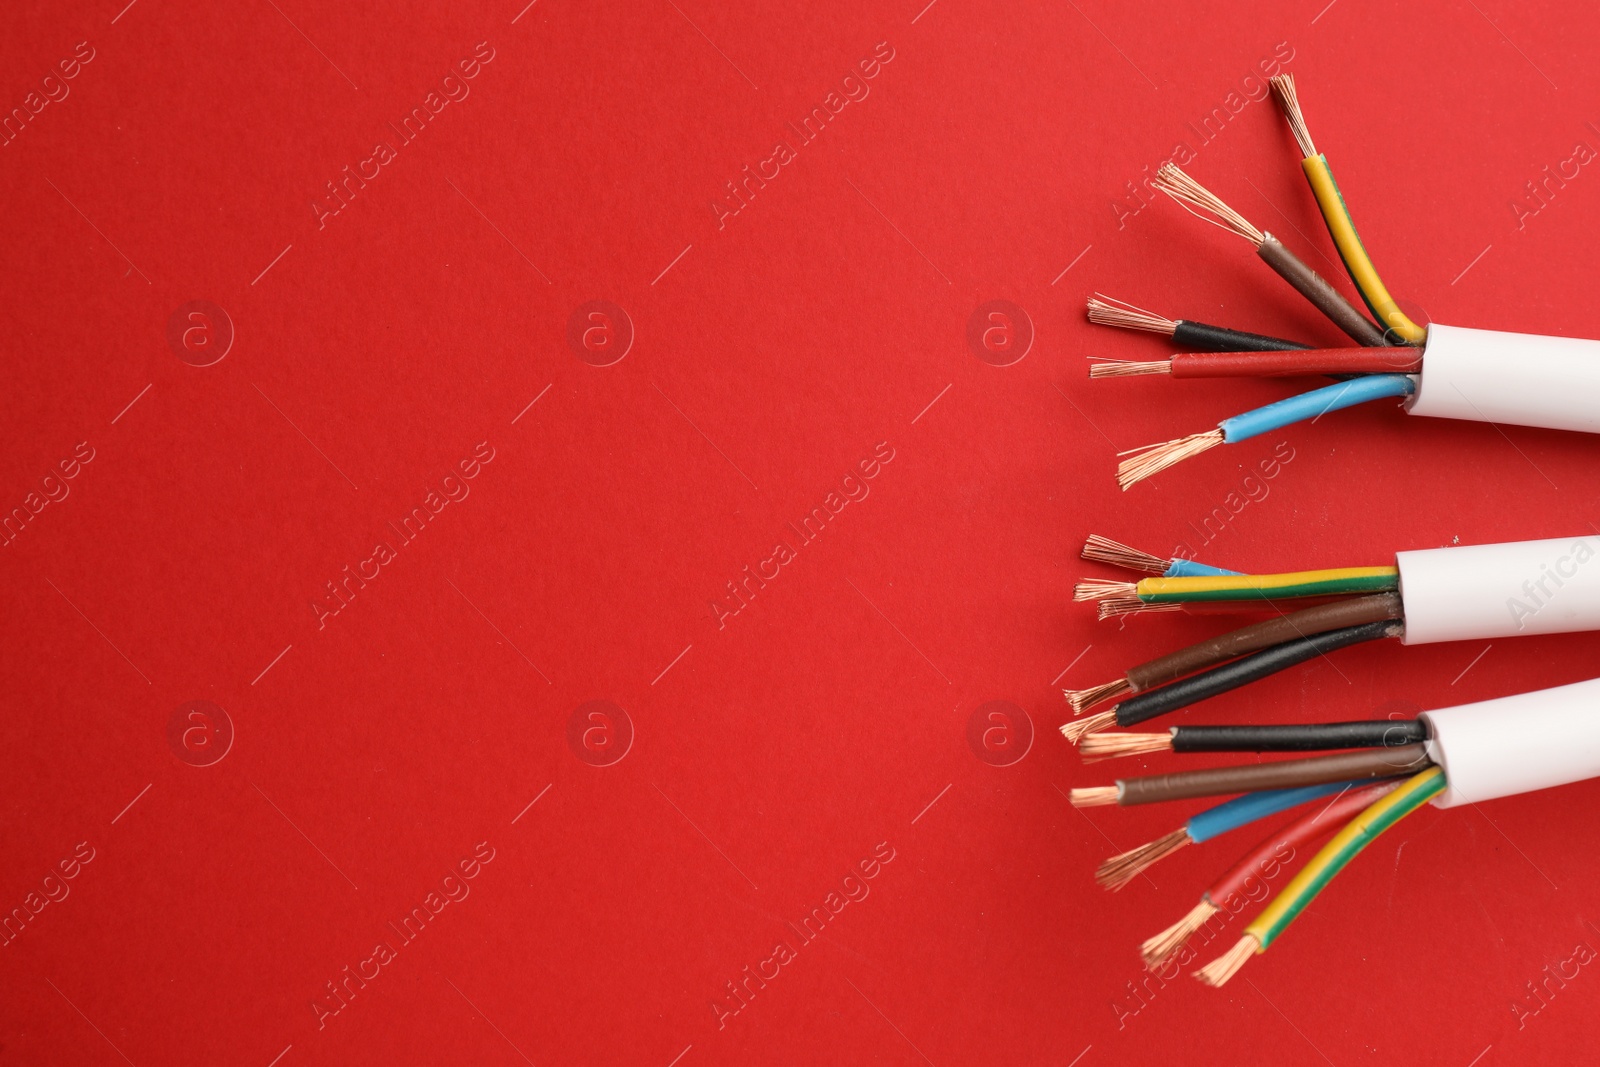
xmin=1395 ymin=536 xmax=1600 ymax=645
xmin=1421 ymin=677 xmax=1600 ymax=808
xmin=1410 ymin=323 xmax=1600 ymax=435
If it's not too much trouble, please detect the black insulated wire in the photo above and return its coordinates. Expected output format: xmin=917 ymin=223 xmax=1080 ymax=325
xmin=1114 ymin=619 xmax=1404 ymax=728
xmin=1171 ymin=320 xmax=1312 ymax=353
xmin=1170 ymin=719 xmax=1427 ymax=753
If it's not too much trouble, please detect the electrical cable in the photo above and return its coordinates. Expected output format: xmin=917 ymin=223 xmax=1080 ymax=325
xmin=1099 ymin=318 xmax=1600 ymax=457
xmin=1218 ymin=374 xmax=1416 ymax=444
xmin=1195 ymin=766 xmax=1444 ymax=986
xmin=1062 ymin=619 xmax=1404 ymax=742
xmin=1397 ymin=534 xmax=1600 ymax=645
xmin=1184 ymin=779 xmax=1367 ymax=841
xmin=1090 ymin=347 xmax=1422 ymax=379
xmin=1407 ymin=323 xmax=1600 ymax=436
xmin=1257 ymin=235 xmax=1396 ymax=347
xmin=1269 ymin=75 xmax=1426 ymax=345
xmin=1173 ymin=720 xmax=1427 ymax=753
xmin=1127 ymin=593 xmax=1400 ymax=690
xmin=1063 ymin=593 xmax=1402 ymax=715
xmin=1082 ymin=719 xmax=1427 ymax=760
xmin=1089 ymin=86 xmax=1600 ymax=495
xmin=1074 ymin=566 xmax=1399 ymax=606
xmin=1140 ymin=779 xmax=1399 ymax=967
xmin=1116 ymin=619 xmax=1400 ymax=727
xmin=1094 ymin=778 xmax=1366 ymax=891
xmin=1116 ymin=374 xmax=1415 ymax=490
xmin=1421 ymin=675 xmax=1600 ymax=806
xmin=1150 ymin=164 xmax=1390 ymax=347
xmin=1070 ymin=743 xmax=1430 ymax=808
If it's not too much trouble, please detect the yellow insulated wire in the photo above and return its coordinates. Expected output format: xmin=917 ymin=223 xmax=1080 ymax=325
xmin=1301 ymin=155 xmax=1427 ymax=344
xmin=1134 ymin=566 xmax=1399 ymax=603
xmin=1194 ymin=767 xmax=1443 ymax=986
xmin=1245 ymin=766 xmax=1444 ymax=949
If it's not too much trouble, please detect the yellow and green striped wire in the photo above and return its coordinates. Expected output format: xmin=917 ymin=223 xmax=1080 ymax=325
xmin=1131 ymin=566 xmax=1399 ymax=605
xmin=1249 ymin=766 xmax=1444 ymax=951
xmin=1301 ymin=155 xmax=1427 ymax=345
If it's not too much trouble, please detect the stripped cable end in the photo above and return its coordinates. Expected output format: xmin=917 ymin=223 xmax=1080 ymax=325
xmin=1152 ymin=164 xmax=1265 ymax=247
xmin=1117 ymin=429 xmax=1225 ymax=490
xmin=1074 ymin=579 xmax=1138 ymax=602
xmin=1060 ymin=709 xmax=1117 ymax=744
xmin=1089 ymin=359 xmax=1172 ymax=378
xmin=1096 ymin=828 xmax=1191 ymax=891
xmin=1069 ymin=785 xmax=1120 ymax=809
xmin=1269 ymin=74 xmax=1317 ymax=158
xmin=1143 ymin=899 xmax=1220 ymax=969
xmin=1098 ymin=598 xmax=1183 ymax=621
xmin=1079 ymin=731 xmax=1171 ymax=760
xmin=1082 ymin=534 xmax=1169 ymax=575
xmin=1194 ymin=934 xmax=1258 ymax=987
xmin=1094 ymin=598 xmax=1171 ymax=620
xmin=1087 ymin=294 xmax=1177 ymax=336
xmin=1065 ymin=676 xmax=1133 ymax=715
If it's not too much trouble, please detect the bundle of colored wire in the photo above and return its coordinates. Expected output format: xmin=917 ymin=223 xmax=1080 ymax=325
xmin=1095 ymin=778 xmax=1365 ymax=890
xmin=1077 ymin=565 xmax=1397 ymax=622
xmin=1083 ymin=719 xmax=1426 ymax=760
xmin=1269 ymin=75 xmax=1425 ymax=345
xmin=1069 ymin=743 xmax=1430 ymax=808
xmin=1074 ymin=566 xmax=1397 ymax=606
xmin=1062 ymin=619 xmax=1403 ymax=742
xmin=1090 ymin=347 xmax=1422 ymax=379
xmin=1142 ymin=779 xmax=1399 ymax=967
xmin=1195 ymin=767 xmax=1444 ymax=985
xmin=1086 ymin=294 xmax=1314 ymax=352
xmin=1080 ymin=534 xmax=1239 ymax=578
xmin=1116 ymin=374 xmax=1415 ymax=490
xmin=1150 ymin=164 xmax=1389 ymax=348
xmin=1065 ymin=592 xmax=1403 ymax=714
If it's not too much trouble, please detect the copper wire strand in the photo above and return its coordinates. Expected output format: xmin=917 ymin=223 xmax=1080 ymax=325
xmin=1060 ymin=709 xmax=1116 ymax=744
xmin=1194 ymin=935 xmax=1258 ymax=987
xmin=1151 ymin=164 xmax=1264 ymax=245
xmin=1143 ymin=900 xmax=1219 ymax=968
xmin=1270 ymin=74 xmax=1317 ymax=157
xmin=1074 ymin=579 xmax=1138 ymax=602
xmin=1064 ymin=677 xmax=1132 ymax=715
xmin=1090 ymin=359 xmax=1171 ymax=378
xmin=1086 ymin=294 xmax=1178 ymax=335
xmin=1117 ymin=430 xmax=1225 ymax=491
xmin=1098 ymin=598 xmax=1185 ymax=621
xmin=1069 ymin=785 xmax=1120 ymax=807
xmin=1096 ymin=828 xmax=1191 ymax=891
xmin=1081 ymin=535 xmax=1172 ymax=575
xmin=1078 ymin=731 xmax=1171 ymax=759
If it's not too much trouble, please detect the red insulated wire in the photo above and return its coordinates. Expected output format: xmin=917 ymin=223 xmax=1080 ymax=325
xmin=1205 ymin=779 xmax=1400 ymax=907
xmin=1170 ymin=348 xmax=1423 ymax=378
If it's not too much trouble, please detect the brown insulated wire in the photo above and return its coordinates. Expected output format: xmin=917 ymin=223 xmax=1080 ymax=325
xmin=1113 ymin=743 xmax=1432 ymax=806
xmin=1256 ymin=235 xmax=1391 ymax=347
xmin=1125 ymin=592 xmax=1403 ymax=693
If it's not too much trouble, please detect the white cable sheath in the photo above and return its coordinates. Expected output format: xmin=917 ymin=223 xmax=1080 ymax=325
xmin=1409 ymin=323 xmax=1600 ymax=435
xmin=1421 ymin=677 xmax=1600 ymax=808
xmin=1395 ymin=536 xmax=1600 ymax=645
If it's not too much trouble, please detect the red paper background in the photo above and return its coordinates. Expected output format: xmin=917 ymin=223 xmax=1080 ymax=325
xmin=4 ymin=1 xmax=1600 ymax=1063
